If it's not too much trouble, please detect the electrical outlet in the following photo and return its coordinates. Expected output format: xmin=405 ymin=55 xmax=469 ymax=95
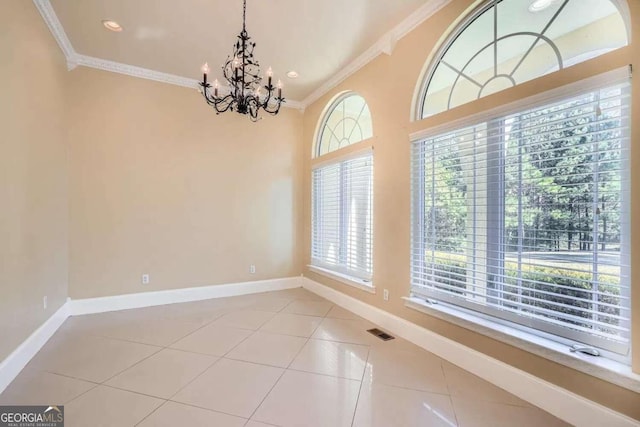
xmin=383 ymin=289 xmax=389 ymax=301
xmin=43 ymin=296 xmax=47 ymax=310
xmin=141 ymin=274 xmax=150 ymax=285
xmin=249 ymin=264 xmax=256 ymax=274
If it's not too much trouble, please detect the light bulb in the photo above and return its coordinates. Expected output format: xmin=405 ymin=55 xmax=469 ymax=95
xmin=277 ymin=80 xmax=283 ymax=89
xmin=233 ymin=57 xmax=240 ymax=68
xmin=213 ymin=79 xmax=219 ymax=97
xmin=102 ymin=20 xmax=123 ymax=32
xmin=201 ymin=62 xmax=210 ymax=74
xmin=266 ymin=67 xmax=273 ymax=77
xmin=528 ymin=0 xmax=554 ymax=12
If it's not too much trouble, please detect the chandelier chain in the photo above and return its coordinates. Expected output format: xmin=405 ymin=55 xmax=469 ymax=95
xmin=242 ymin=0 xmax=247 ymax=31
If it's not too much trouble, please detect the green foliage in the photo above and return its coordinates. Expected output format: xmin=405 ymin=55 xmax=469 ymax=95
xmin=420 ymin=93 xmax=625 ymax=336
xmin=427 ymin=253 xmax=621 ymax=331
xmin=503 ymin=98 xmax=622 ymax=252
xmin=424 ymin=95 xmax=623 ymax=255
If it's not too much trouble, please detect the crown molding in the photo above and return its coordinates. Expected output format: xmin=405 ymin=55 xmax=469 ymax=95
xmin=33 ymin=0 xmax=449 ymax=111
xmin=390 ymin=0 xmax=452 ymax=44
xmin=75 ymin=55 xmax=200 ymax=89
xmin=300 ymin=42 xmax=383 ymax=110
xmin=33 ymin=0 xmax=79 ymax=70
xmin=76 ymin=55 xmax=307 ymax=109
xmin=299 ymin=0 xmax=451 ymax=108
xmin=32 ymin=0 xmax=305 ymax=110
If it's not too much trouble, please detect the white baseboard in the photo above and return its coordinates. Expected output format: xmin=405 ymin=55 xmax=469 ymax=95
xmin=301 ymin=277 xmax=639 ymax=427
xmin=0 ymin=303 xmax=69 ymax=393
xmin=68 ymin=277 xmax=302 ymax=316
xmin=0 ymin=276 xmax=301 ymax=394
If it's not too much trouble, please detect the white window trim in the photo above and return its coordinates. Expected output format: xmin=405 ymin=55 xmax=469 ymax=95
xmin=312 ymin=142 xmax=374 ymax=168
xmin=314 ymin=92 xmax=373 ymax=158
xmin=409 ymin=66 xmax=632 ymax=362
xmin=311 ymin=150 xmax=374 ymax=284
xmin=411 ymin=66 xmax=632 ymax=142
xmin=403 ymin=296 xmax=640 ymax=393
xmin=308 ymin=264 xmax=376 ymax=294
xmin=413 ymin=0 xmax=630 ymax=121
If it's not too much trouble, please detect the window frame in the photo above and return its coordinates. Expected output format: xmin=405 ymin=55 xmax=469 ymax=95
xmin=311 ymin=92 xmax=375 ymax=288
xmin=410 ymin=67 xmax=631 ymax=360
xmin=315 ymin=92 xmax=373 ymax=158
xmin=311 ymin=150 xmax=374 ymax=284
xmin=413 ymin=0 xmax=631 ymax=121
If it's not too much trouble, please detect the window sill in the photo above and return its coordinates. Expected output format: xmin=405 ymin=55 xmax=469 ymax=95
xmin=307 ymin=265 xmax=375 ymax=294
xmin=403 ymin=296 xmax=640 ymax=393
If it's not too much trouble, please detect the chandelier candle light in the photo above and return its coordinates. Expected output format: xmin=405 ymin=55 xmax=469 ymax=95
xmin=199 ymin=0 xmax=284 ymax=121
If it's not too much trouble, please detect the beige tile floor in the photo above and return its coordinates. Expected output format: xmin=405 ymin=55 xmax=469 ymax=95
xmin=0 ymin=288 xmax=569 ymax=427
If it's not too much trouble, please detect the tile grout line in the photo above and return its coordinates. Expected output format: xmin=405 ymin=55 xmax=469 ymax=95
xmin=246 ymin=322 xmax=314 ymax=421
xmin=8 ymin=292 xmax=334 ymax=422
xmin=133 ymin=399 xmax=168 ymax=427
xmin=130 ymin=294 xmax=327 ymax=411
xmin=42 ymin=306 xmax=234 ymax=413
xmin=169 ymin=400 xmax=249 ymax=421
xmin=245 ymin=366 xmax=287 ymax=422
xmin=99 ymin=345 xmax=165 ymax=386
xmin=286 ymin=297 xmax=367 ymax=427
xmin=440 ymin=359 xmax=461 ymax=426
xmin=162 ymin=310 xmax=231 ymax=348
xmin=72 ymin=304 xmax=269 ymax=390
xmin=164 ymin=355 xmax=224 ymax=402
xmin=57 ymin=381 xmax=102 ymax=407
xmin=350 ymin=345 xmax=372 ymax=427
xmin=38 ymin=370 xmax=101 ymax=386
xmin=161 ymin=307 xmax=283 ymax=410
xmin=12 ymin=290 xmax=555 ymax=425
xmin=70 ymin=308 xmax=228 ymax=347
xmin=141 ymin=398 xmax=251 ymax=425
xmin=349 ymin=378 xmax=457 ymax=397
xmin=243 ymin=300 xmax=331 ymax=423
xmin=87 ymin=334 xmax=167 ymax=348
xmin=100 ymin=383 xmax=172 ymax=401
xmin=47 ymin=308 xmax=231 ymax=391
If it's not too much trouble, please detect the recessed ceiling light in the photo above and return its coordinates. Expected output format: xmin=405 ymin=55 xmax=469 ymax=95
xmin=528 ymin=0 xmax=554 ymax=12
xmin=286 ymin=71 xmax=299 ymax=79
xmin=102 ymin=20 xmax=123 ymax=32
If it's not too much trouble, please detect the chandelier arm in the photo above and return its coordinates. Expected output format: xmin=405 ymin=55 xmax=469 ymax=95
xmin=201 ymin=85 xmax=222 ymax=106
xmin=203 ymin=90 xmax=216 ymax=104
xmin=212 ymin=96 xmax=236 ymax=114
xmin=263 ymin=97 xmax=284 ymax=115
xmin=203 ymin=90 xmax=235 ymax=111
xmin=262 ymin=92 xmax=271 ymax=106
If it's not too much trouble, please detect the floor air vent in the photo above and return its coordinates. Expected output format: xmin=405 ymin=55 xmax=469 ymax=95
xmin=367 ymin=328 xmax=395 ymax=341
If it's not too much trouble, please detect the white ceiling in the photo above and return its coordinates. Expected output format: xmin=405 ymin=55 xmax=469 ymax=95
xmin=45 ymin=0 xmax=446 ymax=104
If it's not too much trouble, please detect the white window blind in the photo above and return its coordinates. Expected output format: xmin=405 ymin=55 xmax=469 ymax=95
xmin=411 ymin=80 xmax=630 ymax=355
xmin=312 ymin=153 xmax=373 ymax=281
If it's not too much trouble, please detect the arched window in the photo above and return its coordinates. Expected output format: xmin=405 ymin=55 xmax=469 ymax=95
xmin=316 ymin=93 xmax=373 ymax=157
xmin=417 ymin=0 xmax=629 ymax=119
xmin=311 ymin=92 xmax=374 ymax=286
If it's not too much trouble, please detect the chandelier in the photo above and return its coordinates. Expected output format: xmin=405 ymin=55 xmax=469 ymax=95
xmin=199 ymin=0 xmax=285 ymax=121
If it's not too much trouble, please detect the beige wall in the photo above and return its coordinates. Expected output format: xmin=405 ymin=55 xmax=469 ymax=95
xmin=67 ymin=68 xmax=303 ymax=298
xmin=2 ymin=0 xmax=638 ymax=420
xmin=301 ymin=0 xmax=640 ymax=420
xmin=0 ymin=2 xmax=69 ymax=361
